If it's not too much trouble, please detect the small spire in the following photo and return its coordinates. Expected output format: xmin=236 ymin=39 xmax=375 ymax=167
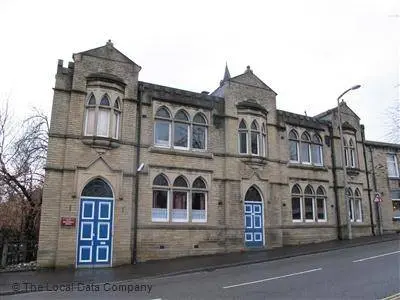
xmin=106 ymin=39 xmax=113 ymax=48
xmin=220 ymin=62 xmax=231 ymax=86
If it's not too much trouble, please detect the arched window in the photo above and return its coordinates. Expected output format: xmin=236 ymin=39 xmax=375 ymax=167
xmin=349 ymin=139 xmax=356 ymax=167
xmin=174 ymin=110 xmax=190 ymax=149
xmin=192 ymin=113 xmax=207 ymax=150
xmin=84 ymin=94 xmax=96 ymax=136
xmin=113 ymin=97 xmax=121 ymax=139
xmin=291 ymin=184 xmax=302 ymax=221
xmin=262 ymin=123 xmax=267 ymax=157
xmin=354 ymin=188 xmax=362 ymax=222
xmin=155 ymin=107 xmax=172 ymax=147
xmin=152 ymin=174 xmax=169 ymax=221
xmin=192 ymin=177 xmax=207 ymax=222
xmin=250 ymin=120 xmax=260 ymax=155
xmin=82 ymin=178 xmax=113 ymax=198
xmin=245 ymin=186 xmax=262 ymax=202
xmin=289 ymin=130 xmax=299 ymax=162
xmin=238 ymin=120 xmax=248 ymax=154
xmin=84 ymin=93 xmax=122 ymax=139
xmin=316 ymin=186 xmax=327 ymax=221
xmin=344 ymin=138 xmax=349 ymax=167
xmin=346 ymin=188 xmax=353 ymax=221
xmin=300 ymin=132 xmax=312 ymax=164
xmin=172 ymin=175 xmax=189 ymax=221
xmin=304 ymin=185 xmax=315 ymax=221
xmin=312 ymin=134 xmax=323 ymax=166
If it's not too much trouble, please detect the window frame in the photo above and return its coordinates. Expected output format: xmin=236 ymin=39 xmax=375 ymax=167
xmin=238 ymin=119 xmax=249 ymax=155
xmin=289 ymin=130 xmax=300 ymax=163
xmin=300 ymin=132 xmax=312 ymax=164
xmin=250 ymin=120 xmax=260 ymax=156
xmin=291 ymin=184 xmax=303 ymax=222
xmin=387 ymin=154 xmax=399 ymax=178
xmin=192 ymin=113 xmax=208 ymax=151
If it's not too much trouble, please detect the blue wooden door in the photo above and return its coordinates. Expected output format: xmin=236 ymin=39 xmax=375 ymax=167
xmin=244 ymin=201 xmax=264 ymax=248
xmin=77 ymin=198 xmax=113 ymax=266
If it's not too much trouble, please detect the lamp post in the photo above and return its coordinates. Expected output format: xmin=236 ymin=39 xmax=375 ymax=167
xmin=337 ymin=84 xmax=361 ymax=240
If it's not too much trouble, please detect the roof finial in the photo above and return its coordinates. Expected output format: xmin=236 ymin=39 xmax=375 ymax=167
xmin=106 ymin=39 xmax=113 ymax=48
xmin=246 ymin=65 xmax=252 ymax=73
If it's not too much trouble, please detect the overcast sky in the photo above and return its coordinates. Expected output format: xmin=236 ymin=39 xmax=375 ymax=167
xmin=1 ymin=0 xmax=399 ymax=141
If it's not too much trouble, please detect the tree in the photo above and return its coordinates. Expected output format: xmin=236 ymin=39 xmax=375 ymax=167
xmin=0 ymin=101 xmax=48 ymax=260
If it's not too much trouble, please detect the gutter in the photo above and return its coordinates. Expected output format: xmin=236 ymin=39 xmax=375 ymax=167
xmin=132 ymin=85 xmax=143 ymax=264
xmin=361 ymin=125 xmax=375 ymax=235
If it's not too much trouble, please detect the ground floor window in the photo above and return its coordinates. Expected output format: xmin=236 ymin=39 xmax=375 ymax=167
xmin=291 ymin=184 xmax=327 ymax=222
xmin=152 ymin=174 xmax=207 ymax=223
xmin=347 ymin=188 xmax=362 ymax=222
xmin=392 ymin=189 xmax=400 ymax=221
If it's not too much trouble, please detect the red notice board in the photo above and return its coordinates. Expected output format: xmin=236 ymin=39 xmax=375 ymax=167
xmin=60 ymin=217 xmax=76 ymax=227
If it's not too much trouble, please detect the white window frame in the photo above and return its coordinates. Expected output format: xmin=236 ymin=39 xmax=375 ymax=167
xmin=152 ymin=189 xmax=169 ymax=222
xmin=191 ymin=191 xmax=207 ymax=223
xmin=316 ymin=197 xmax=327 ymax=222
xmin=192 ymin=113 xmax=208 ymax=151
xmin=172 ymin=190 xmax=189 ymax=222
xmin=154 ymin=120 xmax=172 ymax=148
xmin=387 ymin=154 xmax=399 ymax=178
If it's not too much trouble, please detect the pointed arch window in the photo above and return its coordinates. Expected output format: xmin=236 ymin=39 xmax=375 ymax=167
xmin=82 ymin=178 xmax=113 ymax=198
xmin=316 ymin=186 xmax=327 ymax=221
xmin=84 ymin=93 xmax=122 ymax=139
xmin=172 ymin=175 xmax=189 ymax=222
xmin=251 ymin=120 xmax=260 ymax=155
xmin=238 ymin=120 xmax=248 ymax=154
xmin=300 ymin=132 xmax=312 ymax=164
xmin=192 ymin=113 xmax=207 ymax=150
xmin=347 ymin=188 xmax=362 ymax=222
xmin=289 ymin=130 xmax=299 ymax=162
xmin=349 ymin=139 xmax=356 ymax=167
xmin=291 ymin=185 xmax=302 ymax=221
xmin=245 ymin=186 xmax=262 ymax=202
xmin=152 ymin=174 xmax=169 ymax=221
xmin=192 ymin=177 xmax=207 ymax=222
xmin=304 ymin=185 xmax=315 ymax=221
xmin=155 ymin=107 xmax=172 ymax=147
xmin=312 ymin=134 xmax=323 ymax=166
xmin=174 ymin=110 xmax=190 ymax=149
xmin=262 ymin=123 xmax=267 ymax=157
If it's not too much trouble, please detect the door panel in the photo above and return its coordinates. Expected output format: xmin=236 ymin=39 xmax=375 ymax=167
xmin=77 ymin=198 xmax=113 ymax=266
xmin=244 ymin=201 xmax=264 ymax=247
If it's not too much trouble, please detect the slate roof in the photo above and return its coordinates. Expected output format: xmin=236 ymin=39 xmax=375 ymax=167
xmin=277 ymin=109 xmax=330 ymax=130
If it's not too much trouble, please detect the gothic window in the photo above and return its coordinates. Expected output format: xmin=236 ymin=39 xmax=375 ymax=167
xmin=346 ymin=187 xmax=362 ymax=222
xmin=304 ymin=185 xmax=315 ymax=221
xmin=82 ymin=178 xmax=113 ymax=198
xmin=192 ymin=177 xmax=207 ymax=222
xmin=300 ymin=132 xmax=312 ymax=164
xmin=172 ymin=176 xmax=189 ymax=222
xmin=262 ymin=123 xmax=267 ymax=157
xmin=154 ymin=107 xmax=172 ymax=147
xmin=245 ymin=186 xmax=262 ymax=202
xmin=152 ymin=174 xmax=169 ymax=221
xmin=316 ymin=186 xmax=327 ymax=221
xmin=84 ymin=93 xmax=121 ymax=139
xmin=291 ymin=184 xmax=327 ymax=222
xmin=251 ymin=120 xmax=260 ymax=155
xmin=349 ymin=139 xmax=356 ymax=167
xmin=289 ymin=130 xmax=299 ymax=162
xmin=238 ymin=120 xmax=248 ymax=154
xmin=291 ymin=184 xmax=302 ymax=221
xmin=311 ymin=134 xmax=323 ymax=166
xmin=192 ymin=113 xmax=207 ymax=150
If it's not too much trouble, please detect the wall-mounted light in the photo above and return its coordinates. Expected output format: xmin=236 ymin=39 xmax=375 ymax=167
xmin=137 ymin=163 xmax=145 ymax=172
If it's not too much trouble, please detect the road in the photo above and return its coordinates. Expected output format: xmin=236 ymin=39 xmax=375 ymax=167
xmin=5 ymin=240 xmax=400 ymax=299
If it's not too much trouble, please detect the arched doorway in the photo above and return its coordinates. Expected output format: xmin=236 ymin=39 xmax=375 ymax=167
xmin=77 ymin=178 xmax=114 ymax=267
xmin=244 ymin=185 xmax=265 ymax=248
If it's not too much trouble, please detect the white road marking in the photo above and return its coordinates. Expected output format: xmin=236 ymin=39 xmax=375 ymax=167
xmin=352 ymin=250 xmax=400 ymax=263
xmin=222 ymin=267 xmax=323 ymax=289
xmin=379 ymin=291 xmax=400 ymax=300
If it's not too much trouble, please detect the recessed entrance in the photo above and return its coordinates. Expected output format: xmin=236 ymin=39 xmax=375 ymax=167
xmin=244 ymin=185 xmax=265 ymax=248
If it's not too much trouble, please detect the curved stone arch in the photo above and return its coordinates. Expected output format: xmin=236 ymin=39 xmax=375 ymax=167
xmin=79 ymin=176 xmax=115 ymax=199
xmin=244 ymin=184 xmax=264 ymax=202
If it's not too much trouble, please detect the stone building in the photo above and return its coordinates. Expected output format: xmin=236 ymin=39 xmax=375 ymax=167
xmin=37 ymin=41 xmax=400 ymax=268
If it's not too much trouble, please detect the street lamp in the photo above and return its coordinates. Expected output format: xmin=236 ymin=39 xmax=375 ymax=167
xmin=337 ymin=84 xmax=361 ymax=240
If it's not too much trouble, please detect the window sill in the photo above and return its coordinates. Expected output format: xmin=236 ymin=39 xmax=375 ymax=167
xmin=240 ymin=155 xmax=267 ymax=166
xmin=149 ymin=146 xmax=213 ymax=159
xmin=82 ymin=136 xmax=120 ymax=149
xmin=388 ymin=176 xmax=400 ymax=180
xmin=346 ymin=167 xmax=360 ymax=176
xmin=288 ymin=163 xmax=328 ymax=171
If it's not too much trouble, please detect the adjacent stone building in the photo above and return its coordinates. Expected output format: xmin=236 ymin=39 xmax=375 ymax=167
xmin=37 ymin=41 xmax=400 ymax=268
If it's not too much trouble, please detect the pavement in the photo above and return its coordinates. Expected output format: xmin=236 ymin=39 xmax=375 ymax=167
xmin=1 ymin=233 xmax=399 ymax=296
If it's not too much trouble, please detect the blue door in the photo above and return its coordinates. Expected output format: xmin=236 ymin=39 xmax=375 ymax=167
xmin=244 ymin=201 xmax=264 ymax=248
xmin=77 ymin=198 xmax=113 ymax=266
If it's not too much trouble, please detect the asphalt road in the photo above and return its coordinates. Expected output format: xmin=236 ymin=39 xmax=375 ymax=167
xmin=5 ymin=240 xmax=400 ymax=300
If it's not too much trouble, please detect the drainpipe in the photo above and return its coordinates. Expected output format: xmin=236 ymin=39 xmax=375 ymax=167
xmin=361 ymin=125 xmax=375 ymax=235
xmin=369 ymin=146 xmax=383 ymax=235
xmin=132 ymin=85 xmax=143 ymax=264
xmin=329 ymin=125 xmax=342 ymax=240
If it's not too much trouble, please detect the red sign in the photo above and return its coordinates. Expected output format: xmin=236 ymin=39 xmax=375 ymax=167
xmin=61 ymin=217 xmax=76 ymax=227
xmin=374 ymin=193 xmax=383 ymax=203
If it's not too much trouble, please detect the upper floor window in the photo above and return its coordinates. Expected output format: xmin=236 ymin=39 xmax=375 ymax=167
xmin=154 ymin=107 xmax=208 ymax=151
xmin=387 ymin=154 xmax=399 ymax=178
xmin=344 ymin=137 xmax=356 ymax=167
xmin=84 ymin=93 xmax=121 ymax=139
xmin=238 ymin=119 xmax=266 ymax=157
xmin=289 ymin=129 xmax=323 ymax=166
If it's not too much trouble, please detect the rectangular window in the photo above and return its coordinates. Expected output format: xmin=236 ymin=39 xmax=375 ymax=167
xmin=251 ymin=132 xmax=259 ymax=155
xmin=344 ymin=148 xmax=349 ymax=167
xmin=97 ymin=109 xmax=110 ymax=137
xmin=152 ymin=190 xmax=168 ymax=221
xmin=85 ymin=108 xmax=95 ymax=136
xmin=316 ymin=198 xmax=326 ymax=221
xmin=304 ymin=197 xmax=314 ymax=221
xmin=311 ymin=144 xmax=323 ymax=166
xmin=392 ymin=189 xmax=400 ymax=221
xmin=300 ymin=143 xmax=311 ymax=163
xmin=174 ymin=123 xmax=189 ymax=148
xmin=292 ymin=197 xmax=302 ymax=221
xmin=387 ymin=154 xmax=399 ymax=178
xmin=192 ymin=192 xmax=206 ymax=222
xmin=239 ymin=132 xmax=248 ymax=154
xmin=155 ymin=121 xmax=170 ymax=147
xmin=289 ymin=140 xmax=298 ymax=161
xmin=192 ymin=125 xmax=206 ymax=149
xmin=172 ymin=191 xmax=188 ymax=222
xmin=350 ymin=149 xmax=356 ymax=167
